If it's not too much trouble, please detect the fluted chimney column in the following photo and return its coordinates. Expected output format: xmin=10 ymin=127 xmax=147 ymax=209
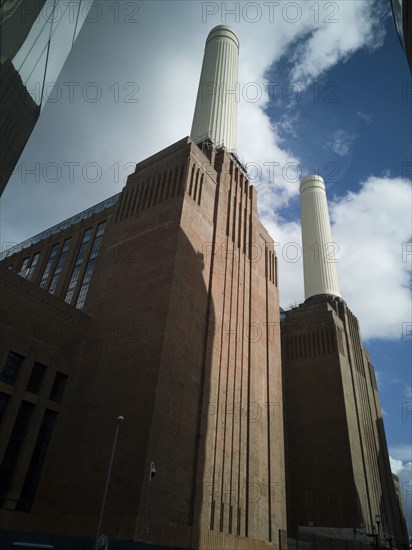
xmin=190 ymin=25 xmax=239 ymax=152
xmin=300 ymin=175 xmax=341 ymax=300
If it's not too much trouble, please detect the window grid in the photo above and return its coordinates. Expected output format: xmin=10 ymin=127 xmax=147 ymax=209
xmin=26 ymin=252 xmax=40 ymax=281
xmin=49 ymin=238 xmax=71 ymax=294
xmin=0 ymin=401 xmax=35 ymax=507
xmin=17 ymin=409 xmax=57 ymax=512
xmin=1 ymin=351 xmax=24 ymax=385
xmin=39 ymin=244 xmax=59 ymax=289
xmin=49 ymin=372 xmax=68 ymax=403
xmin=64 ymin=228 xmax=92 ymax=304
xmin=75 ymin=221 xmax=106 ymax=309
xmin=26 ymin=362 xmax=47 ymax=394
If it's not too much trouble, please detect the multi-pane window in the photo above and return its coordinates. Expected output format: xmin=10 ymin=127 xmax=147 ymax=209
xmin=49 ymin=372 xmax=67 ymax=402
xmin=48 ymin=238 xmax=71 ymax=294
xmin=26 ymin=252 xmax=40 ymax=281
xmin=0 ymin=393 xmax=10 ymax=425
xmin=75 ymin=221 xmax=107 ymax=309
xmin=39 ymin=244 xmax=59 ymax=289
xmin=0 ymin=401 xmax=35 ymax=507
xmin=17 ymin=409 xmax=57 ymax=512
xmin=26 ymin=362 xmax=47 ymax=394
xmin=64 ymin=228 xmax=92 ymax=304
xmin=19 ymin=257 xmax=30 ymax=272
xmin=0 ymin=351 xmax=24 ymax=385
xmin=0 ymin=195 xmax=118 ymax=262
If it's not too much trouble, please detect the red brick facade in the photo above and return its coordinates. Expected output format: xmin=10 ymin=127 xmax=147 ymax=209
xmin=0 ymin=137 xmax=286 ymax=548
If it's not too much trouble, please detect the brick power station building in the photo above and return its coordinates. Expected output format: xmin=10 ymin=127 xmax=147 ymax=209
xmin=281 ymin=175 xmax=409 ymax=546
xmin=0 ymin=134 xmax=284 ymax=548
xmin=0 ymin=25 xmax=408 ymax=550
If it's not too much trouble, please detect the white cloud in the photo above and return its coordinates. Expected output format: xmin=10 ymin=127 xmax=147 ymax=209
xmin=221 ymin=3 xmax=397 ymax=337
xmin=330 ymin=176 xmax=412 ymax=340
xmin=375 ymin=370 xmax=385 ymax=390
xmin=390 ymin=456 xmax=404 ymax=475
xmin=391 ymin=446 xmax=412 ymax=463
xmin=261 ymin=175 xmax=412 ymax=341
xmin=326 ymin=129 xmax=357 ymax=157
xmin=356 ymin=111 xmax=373 ymax=125
xmin=275 ymin=112 xmax=301 ymax=139
xmin=260 ymin=214 xmax=305 ymax=307
xmin=238 ymin=101 xmax=301 ymax=210
xmin=1 ymin=1 xmax=388 ymax=241
xmin=1 ymin=1 xmax=400 ymax=345
xmin=389 ymin=453 xmax=412 ymax=536
xmin=289 ymin=1 xmax=386 ymax=88
xmin=234 ymin=1 xmax=385 ymax=207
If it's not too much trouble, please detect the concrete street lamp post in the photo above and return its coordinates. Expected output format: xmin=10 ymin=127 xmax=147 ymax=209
xmin=94 ymin=415 xmax=125 ymax=549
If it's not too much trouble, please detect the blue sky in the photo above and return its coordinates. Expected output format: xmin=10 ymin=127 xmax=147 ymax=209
xmin=1 ymin=0 xmax=411 ymax=532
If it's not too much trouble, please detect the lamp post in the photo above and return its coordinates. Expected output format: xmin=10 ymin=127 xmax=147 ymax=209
xmin=95 ymin=415 xmax=125 ymax=550
xmin=375 ymin=515 xmax=381 ymax=550
xmin=143 ymin=461 xmax=156 ymax=543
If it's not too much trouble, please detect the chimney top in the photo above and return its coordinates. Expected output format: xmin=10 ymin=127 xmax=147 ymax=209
xmin=300 ymin=174 xmax=325 ymax=193
xmin=206 ymin=25 xmax=239 ymax=48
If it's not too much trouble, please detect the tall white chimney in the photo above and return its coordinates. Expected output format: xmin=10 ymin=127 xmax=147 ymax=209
xmin=190 ymin=25 xmax=239 ymax=152
xmin=300 ymin=175 xmax=341 ymax=300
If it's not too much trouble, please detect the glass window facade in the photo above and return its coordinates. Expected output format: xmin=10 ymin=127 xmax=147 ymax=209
xmin=49 ymin=372 xmax=67 ymax=403
xmin=17 ymin=409 xmax=57 ymax=512
xmin=26 ymin=362 xmax=47 ymax=394
xmin=11 ymin=0 xmax=93 ymax=108
xmin=48 ymin=238 xmax=71 ymax=294
xmin=0 ymin=351 xmax=24 ymax=385
xmin=26 ymin=252 xmax=40 ymax=281
xmin=39 ymin=243 xmax=59 ymax=289
xmin=76 ymin=221 xmax=107 ymax=309
xmin=0 ymin=401 xmax=35 ymax=507
xmin=1 ymin=0 xmax=96 ymax=195
xmin=64 ymin=228 xmax=92 ymax=304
